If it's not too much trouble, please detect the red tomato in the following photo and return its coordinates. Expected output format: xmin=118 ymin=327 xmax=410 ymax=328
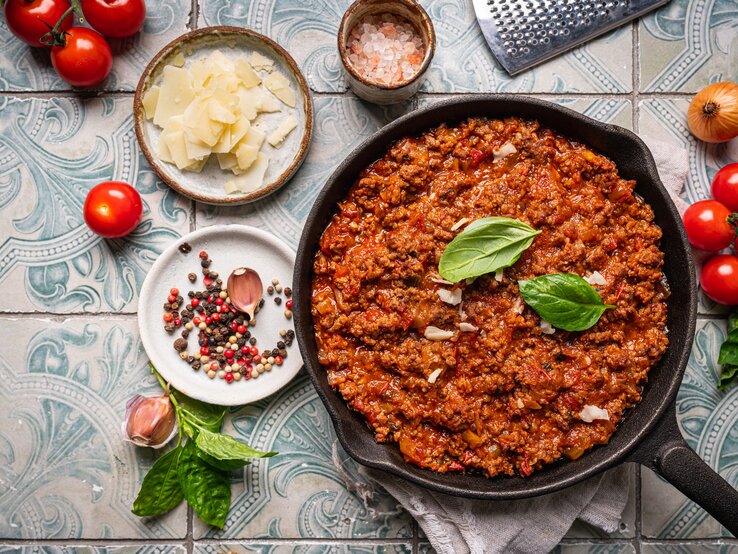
xmin=3 ymin=0 xmax=72 ymax=47
xmin=81 ymin=0 xmax=145 ymax=38
xmin=682 ymin=200 xmax=737 ymax=252
xmin=51 ymin=27 xmax=113 ymax=87
xmin=712 ymin=163 xmax=738 ymax=212
xmin=84 ymin=181 xmax=143 ymax=238
xmin=701 ymin=255 xmax=738 ymax=306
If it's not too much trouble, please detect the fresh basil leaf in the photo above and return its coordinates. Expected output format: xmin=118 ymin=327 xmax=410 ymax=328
xmin=178 ymin=440 xmax=230 ymax=528
xmin=439 ymin=216 xmax=541 ymax=282
xmin=132 ymin=446 xmax=184 ymax=517
xmin=718 ymin=313 xmax=738 ymax=389
xmin=718 ymin=324 xmax=738 ymax=367
xmin=718 ymin=363 xmax=738 ymax=391
xmin=518 ymin=273 xmax=615 ymax=332
xmin=197 ymin=448 xmax=252 ymax=471
xmin=195 ymin=428 xmax=277 ymax=461
xmin=172 ymin=390 xmax=227 ymax=432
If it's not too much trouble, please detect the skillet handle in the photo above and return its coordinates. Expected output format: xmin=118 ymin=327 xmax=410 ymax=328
xmin=629 ymin=407 xmax=738 ymax=536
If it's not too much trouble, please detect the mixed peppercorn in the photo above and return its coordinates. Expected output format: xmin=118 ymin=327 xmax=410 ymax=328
xmin=161 ymin=244 xmax=295 ymax=383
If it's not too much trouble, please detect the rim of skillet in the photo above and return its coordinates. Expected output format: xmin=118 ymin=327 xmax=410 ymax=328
xmin=294 ymin=94 xmax=697 ymax=499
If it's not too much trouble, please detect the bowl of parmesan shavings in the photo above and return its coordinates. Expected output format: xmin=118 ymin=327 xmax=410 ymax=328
xmin=133 ymin=27 xmax=313 ymax=205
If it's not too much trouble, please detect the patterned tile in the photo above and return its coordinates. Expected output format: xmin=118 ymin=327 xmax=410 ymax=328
xmin=0 ymin=317 xmax=186 ymax=539
xmin=641 ymin=544 xmax=738 ymax=554
xmin=195 ymin=96 xmax=416 ymax=247
xmin=639 ymin=0 xmax=738 ymax=93
xmin=199 ymin=0 xmax=633 ymax=93
xmin=0 ymin=97 xmax=189 ymax=314
xmin=0 ymin=544 xmax=187 ymax=554
xmin=552 ymin=545 xmax=636 ymax=554
xmin=194 ymin=545 xmax=411 ymax=554
xmin=638 ymin=97 xmax=737 ymax=315
xmin=0 ymin=0 xmax=190 ymax=91
xmin=192 ymin=372 xmax=413 ymax=539
xmin=641 ymin=318 xmax=738 ymax=538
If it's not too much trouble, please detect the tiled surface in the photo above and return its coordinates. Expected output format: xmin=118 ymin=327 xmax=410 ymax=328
xmin=1 ymin=0 xmax=737 ymax=552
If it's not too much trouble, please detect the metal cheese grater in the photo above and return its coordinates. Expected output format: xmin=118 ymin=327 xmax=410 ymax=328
xmin=472 ymin=0 xmax=670 ymax=75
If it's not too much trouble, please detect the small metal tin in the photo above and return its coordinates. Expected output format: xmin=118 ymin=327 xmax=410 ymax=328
xmin=337 ymin=0 xmax=436 ymax=105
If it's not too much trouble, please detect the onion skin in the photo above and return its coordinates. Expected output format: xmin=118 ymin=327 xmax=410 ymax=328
xmin=687 ymin=82 xmax=738 ymax=143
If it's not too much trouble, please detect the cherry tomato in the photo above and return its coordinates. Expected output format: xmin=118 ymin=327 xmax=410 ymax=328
xmin=84 ymin=181 xmax=143 ymax=238
xmin=682 ymin=200 xmax=737 ymax=252
xmin=51 ymin=27 xmax=113 ymax=87
xmin=81 ymin=0 xmax=145 ymax=38
xmin=3 ymin=0 xmax=72 ymax=47
xmin=712 ymin=163 xmax=738 ymax=212
xmin=701 ymin=255 xmax=738 ymax=306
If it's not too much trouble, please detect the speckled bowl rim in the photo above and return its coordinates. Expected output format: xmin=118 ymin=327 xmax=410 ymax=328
xmin=337 ymin=0 xmax=436 ymax=91
xmin=133 ymin=26 xmax=314 ymax=206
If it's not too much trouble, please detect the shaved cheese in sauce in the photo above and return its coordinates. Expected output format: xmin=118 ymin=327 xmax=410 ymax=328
xmin=585 ymin=271 xmax=608 ymax=286
xmin=494 ymin=269 xmax=504 ymax=282
xmin=145 ymin=49 xmax=299 ymax=193
xmin=493 ymin=142 xmax=517 ymax=162
xmin=430 ymin=277 xmax=454 ymax=286
xmin=427 ymin=368 xmax=443 ymax=384
xmin=424 ymin=326 xmax=454 ymax=341
xmin=540 ymin=319 xmax=556 ymax=334
xmin=450 ymin=217 xmax=469 ymax=231
xmin=436 ymin=288 xmax=462 ymax=306
xmin=579 ymin=405 xmax=610 ymax=422
xmin=459 ymin=322 xmax=478 ymax=332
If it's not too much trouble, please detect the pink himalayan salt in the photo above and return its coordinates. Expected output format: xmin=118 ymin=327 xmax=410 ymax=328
xmin=346 ymin=13 xmax=425 ymax=86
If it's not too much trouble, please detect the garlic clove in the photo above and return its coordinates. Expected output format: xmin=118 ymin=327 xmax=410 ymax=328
xmin=122 ymin=394 xmax=177 ymax=449
xmin=227 ymin=267 xmax=263 ymax=318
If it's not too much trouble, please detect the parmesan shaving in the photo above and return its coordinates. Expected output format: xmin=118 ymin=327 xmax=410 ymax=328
xmin=424 ymin=326 xmax=454 ymax=341
xmin=493 ymin=142 xmax=517 ymax=162
xmin=513 ymin=298 xmax=525 ymax=314
xmin=450 ymin=217 xmax=470 ymax=232
xmin=540 ymin=319 xmax=555 ymax=334
xmin=585 ymin=271 xmax=608 ymax=286
xmin=579 ymin=405 xmax=610 ymax=423
xmin=494 ymin=269 xmax=504 ymax=282
xmin=430 ymin=277 xmax=454 ymax=286
xmin=459 ymin=322 xmax=478 ymax=332
xmin=516 ymin=398 xmax=525 ymax=409
xmin=436 ymin=288 xmax=462 ymax=306
xmin=427 ymin=368 xmax=443 ymax=384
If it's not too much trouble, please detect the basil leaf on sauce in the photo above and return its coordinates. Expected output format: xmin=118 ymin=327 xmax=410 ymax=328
xmin=132 ymin=446 xmax=184 ymax=517
xmin=718 ymin=312 xmax=738 ymax=390
xmin=195 ymin=428 xmax=277 ymax=461
xmin=178 ymin=439 xmax=231 ymax=528
xmin=439 ymin=217 xmax=541 ymax=282
xmin=518 ymin=273 xmax=615 ymax=332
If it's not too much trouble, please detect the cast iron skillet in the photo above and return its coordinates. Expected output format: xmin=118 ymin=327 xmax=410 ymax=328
xmin=293 ymin=95 xmax=738 ymax=535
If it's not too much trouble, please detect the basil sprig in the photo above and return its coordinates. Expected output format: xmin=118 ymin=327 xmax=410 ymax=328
xmin=518 ymin=273 xmax=615 ymax=332
xmin=439 ymin=217 xmax=541 ymax=282
xmin=718 ymin=312 xmax=738 ymax=390
xmin=131 ymin=367 xmax=276 ymax=528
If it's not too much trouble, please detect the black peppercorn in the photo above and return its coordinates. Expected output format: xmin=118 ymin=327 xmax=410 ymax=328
xmin=274 ymin=297 xmax=282 ymax=305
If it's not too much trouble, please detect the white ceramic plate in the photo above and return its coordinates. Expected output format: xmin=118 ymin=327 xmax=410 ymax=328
xmin=134 ymin=27 xmax=313 ymax=205
xmin=138 ymin=225 xmax=301 ymax=406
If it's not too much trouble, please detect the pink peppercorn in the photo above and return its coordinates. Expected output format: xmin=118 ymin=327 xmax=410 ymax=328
xmin=225 ymin=373 xmax=234 ymax=383
xmin=285 ymin=300 xmax=293 ymax=309
xmin=224 ymin=349 xmax=234 ymax=359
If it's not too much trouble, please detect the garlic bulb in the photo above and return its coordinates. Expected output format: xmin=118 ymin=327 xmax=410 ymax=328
xmin=122 ymin=394 xmax=177 ymax=449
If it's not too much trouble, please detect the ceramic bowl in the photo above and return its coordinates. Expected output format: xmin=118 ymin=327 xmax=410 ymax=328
xmin=337 ymin=0 xmax=436 ymax=105
xmin=134 ymin=27 xmax=313 ymax=205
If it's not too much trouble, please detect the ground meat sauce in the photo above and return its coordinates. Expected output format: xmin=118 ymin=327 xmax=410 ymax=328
xmin=311 ymin=117 xmax=669 ymax=478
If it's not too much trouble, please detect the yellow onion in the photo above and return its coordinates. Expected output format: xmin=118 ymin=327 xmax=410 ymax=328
xmin=687 ymin=82 xmax=738 ymax=143
xmin=122 ymin=393 xmax=177 ymax=448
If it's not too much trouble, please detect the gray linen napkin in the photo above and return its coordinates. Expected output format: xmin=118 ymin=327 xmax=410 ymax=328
xmin=333 ymin=137 xmax=689 ymax=554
